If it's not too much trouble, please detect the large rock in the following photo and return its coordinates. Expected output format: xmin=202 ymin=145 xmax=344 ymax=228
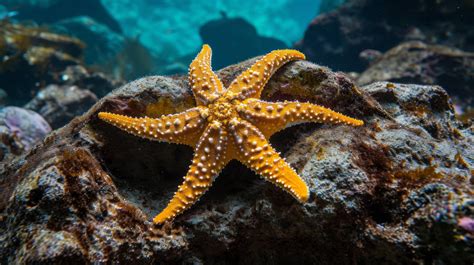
xmin=25 ymin=84 xmax=98 ymax=129
xmin=295 ymin=0 xmax=474 ymax=72
xmin=52 ymin=16 xmax=125 ymax=66
xmin=0 ymin=58 xmax=472 ymax=264
xmin=357 ymin=41 xmax=474 ymax=108
xmin=0 ymin=106 xmax=51 ymax=162
xmin=0 ymin=22 xmax=122 ymax=108
xmin=0 ymin=22 xmax=84 ymax=105
xmin=3 ymin=0 xmax=122 ymax=33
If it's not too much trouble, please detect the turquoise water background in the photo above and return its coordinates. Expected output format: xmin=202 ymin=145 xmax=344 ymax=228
xmin=102 ymin=0 xmax=341 ymax=58
xmin=1 ymin=0 xmax=346 ymax=78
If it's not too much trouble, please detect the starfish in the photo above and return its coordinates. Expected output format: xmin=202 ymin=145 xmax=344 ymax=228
xmin=98 ymin=44 xmax=364 ymax=224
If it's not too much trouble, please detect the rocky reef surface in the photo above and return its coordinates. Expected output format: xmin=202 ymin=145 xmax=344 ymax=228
xmin=3 ymin=0 xmax=122 ymax=34
xmin=0 ymin=57 xmax=472 ymax=264
xmin=0 ymin=106 xmax=51 ymax=163
xmin=295 ymin=0 xmax=474 ymax=72
xmin=0 ymin=21 xmax=85 ymax=105
xmin=25 ymin=84 xmax=98 ymax=129
xmin=357 ymin=41 xmax=474 ymax=109
xmin=0 ymin=21 xmax=121 ymax=119
xmin=0 ymin=21 xmax=122 ymax=172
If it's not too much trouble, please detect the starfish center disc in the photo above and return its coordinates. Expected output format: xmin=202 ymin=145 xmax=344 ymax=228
xmin=208 ymin=99 xmax=237 ymax=124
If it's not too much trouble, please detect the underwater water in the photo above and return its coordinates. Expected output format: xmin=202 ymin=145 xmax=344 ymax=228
xmin=0 ymin=0 xmax=346 ymax=98
xmin=1 ymin=0 xmax=345 ymax=78
xmin=104 ymin=0 xmax=321 ymax=57
xmin=0 ymin=0 xmax=473 ymax=264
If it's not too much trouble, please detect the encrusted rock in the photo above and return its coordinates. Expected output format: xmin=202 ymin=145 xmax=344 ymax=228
xmin=25 ymin=84 xmax=98 ymax=129
xmin=357 ymin=41 xmax=474 ymax=109
xmin=0 ymin=22 xmax=122 ymax=106
xmin=0 ymin=22 xmax=84 ymax=105
xmin=295 ymin=0 xmax=474 ymax=72
xmin=0 ymin=106 xmax=51 ymax=162
xmin=0 ymin=59 xmax=472 ymax=264
xmin=56 ymin=65 xmax=124 ymax=98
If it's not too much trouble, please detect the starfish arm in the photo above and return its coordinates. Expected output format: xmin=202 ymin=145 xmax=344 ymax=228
xmin=189 ymin=44 xmax=224 ymax=105
xmin=237 ymin=99 xmax=364 ymax=138
xmin=228 ymin=119 xmax=309 ymax=202
xmin=98 ymin=107 xmax=208 ymax=146
xmin=226 ymin=49 xmax=305 ymax=100
xmin=153 ymin=123 xmax=228 ymax=223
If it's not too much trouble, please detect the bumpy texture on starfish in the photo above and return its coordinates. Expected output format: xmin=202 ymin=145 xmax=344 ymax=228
xmin=98 ymin=44 xmax=364 ymax=224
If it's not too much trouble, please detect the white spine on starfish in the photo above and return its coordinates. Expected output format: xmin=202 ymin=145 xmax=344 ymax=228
xmin=153 ymin=123 xmax=228 ymax=223
xmin=98 ymin=107 xmax=207 ymax=146
xmin=237 ymin=99 xmax=364 ymax=138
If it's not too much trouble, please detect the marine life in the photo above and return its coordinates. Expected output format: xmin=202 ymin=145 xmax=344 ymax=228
xmin=98 ymin=44 xmax=364 ymax=224
xmin=2 ymin=1 xmax=473 ymax=263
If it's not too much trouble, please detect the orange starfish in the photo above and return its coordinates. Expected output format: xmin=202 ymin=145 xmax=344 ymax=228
xmin=98 ymin=45 xmax=364 ymax=224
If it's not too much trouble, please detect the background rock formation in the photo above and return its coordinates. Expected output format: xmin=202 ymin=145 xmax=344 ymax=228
xmin=3 ymin=0 xmax=122 ymax=33
xmin=295 ymin=0 xmax=474 ymax=72
xmin=356 ymin=41 xmax=474 ymax=109
xmin=199 ymin=16 xmax=287 ymax=69
xmin=0 ymin=106 xmax=51 ymax=163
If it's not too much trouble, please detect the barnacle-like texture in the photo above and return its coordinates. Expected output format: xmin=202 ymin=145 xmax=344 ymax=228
xmin=98 ymin=44 xmax=364 ymax=224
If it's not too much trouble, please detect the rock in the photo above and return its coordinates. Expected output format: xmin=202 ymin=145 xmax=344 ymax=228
xmin=199 ymin=16 xmax=287 ymax=69
xmin=57 ymin=65 xmax=124 ymax=98
xmin=3 ymin=0 xmax=122 ymax=33
xmin=0 ymin=22 xmax=122 ymax=106
xmin=52 ymin=16 xmax=125 ymax=66
xmin=458 ymin=217 xmax=474 ymax=233
xmin=0 ymin=106 xmax=51 ymax=162
xmin=19 ymin=63 xmax=122 ymax=129
xmin=25 ymin=84 xmax=98 ymax=129
xmin=0 ymin=58 xmax=472 ymax=264
xmin=0 ymin=22 xmax=84 ymax=105
xmin=359 ymin=49 xmax=383 ymax=64
xmin=357 ymin=41 xmax=474 ymax=108
xmin=295 ymin=0 xmax=474 ymax=72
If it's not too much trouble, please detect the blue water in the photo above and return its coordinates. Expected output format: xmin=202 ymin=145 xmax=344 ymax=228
xmin=103 ymin=0 xmax=322 ymax=57
xmin=0 ymin=0 xmax=353 ymax=91
xmin=1 ymin=0 xmax=347 ymax=78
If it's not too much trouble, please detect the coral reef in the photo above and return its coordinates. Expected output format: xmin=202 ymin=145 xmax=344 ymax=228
xmin=0 ymin=58 xmax=471 ymax=264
